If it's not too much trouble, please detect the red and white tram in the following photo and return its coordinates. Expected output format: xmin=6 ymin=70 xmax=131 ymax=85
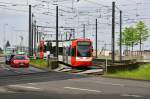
xmin=59 ymin=38 xmax=93 ymax=67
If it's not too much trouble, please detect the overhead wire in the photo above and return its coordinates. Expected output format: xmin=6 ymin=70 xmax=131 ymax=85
xmin=0 ymin=6 xmax=28 ymax=13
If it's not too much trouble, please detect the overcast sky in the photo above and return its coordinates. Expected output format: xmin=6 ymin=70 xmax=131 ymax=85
xmin=0 ymin=0 xmax=150 ymax=51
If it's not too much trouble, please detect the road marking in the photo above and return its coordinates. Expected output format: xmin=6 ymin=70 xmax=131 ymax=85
xmin=4 ymin=68 xmax=10 ymax=70
xmin=110 ymin=83 xmax=124 ymax=86
xmin=121 ymin=94 xmax=144 ymax=98
xmin=27 ymin=83 xmax=37 ymax=85
xmin=79 ymin=78 xmax=124 ymax=87
xmin=95 ymin=81 xmax=124 ymax=87
xmin=9 ymin=85 xmax=41 ymax=90
xmin=76 ymin=69 xmax=103 ymax=74
xmin=64 ymin=87 xmax=102 ymax=93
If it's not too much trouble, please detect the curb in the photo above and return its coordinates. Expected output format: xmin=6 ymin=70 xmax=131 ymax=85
xmin=102 ymin=75 xmax=150 ymax=82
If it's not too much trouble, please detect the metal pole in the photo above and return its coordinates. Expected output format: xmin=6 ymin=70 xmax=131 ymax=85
xmin=39 ymin=28 xmax=41 ymax=42
xmin=66 ymin=32 xmax=67 ymax=40
xmin=37 ymin=26 xmax=39 ymax=43
xmin=34 ymin=20 xmax=36 ymax=54
xmin=71 ymin=29 xmax=75 ymax=39
xmin=3 ymin=24 xmax=7 ymax=53
xmin=31 ymin=13 xmax=34 ymax=56
xmin=83 ymin=24 xmax=85 ymax=39
xmin=120 ymin=10 xmax=122 ymax=62
xmin=73 ymin=29 xmax=75 ymax=39
xmin=112 ymin=2 xmax=115 ymax=63
xmin=29 ymin=5 xmax=32 ymax=57
xmin=96 ymin=19 xmax=98 ymax=58
xmin=56 ymin=6 xmax=59 ymax=59
xmin=105 ymin=57 xmax=108 ymax=73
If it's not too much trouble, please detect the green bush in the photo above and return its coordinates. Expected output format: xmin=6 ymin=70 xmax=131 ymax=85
xmin=30 ymin=59 xmax=47 ymax=69
xmin=30 ymin=59 xmax=58 ymax=69
xmin=107 ymin=64 xmax=150 ymax=80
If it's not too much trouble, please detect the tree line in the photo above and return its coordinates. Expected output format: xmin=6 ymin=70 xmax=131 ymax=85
xmin=120 ymin=21 xmax=149 ymax=52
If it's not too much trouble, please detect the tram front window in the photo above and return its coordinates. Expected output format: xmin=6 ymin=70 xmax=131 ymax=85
xmin=77 ymin=42 xmax=91 ymax=57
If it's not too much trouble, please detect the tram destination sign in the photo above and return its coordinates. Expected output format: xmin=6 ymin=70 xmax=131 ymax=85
xmin=78 ymin=42 xmax=90 ymax=46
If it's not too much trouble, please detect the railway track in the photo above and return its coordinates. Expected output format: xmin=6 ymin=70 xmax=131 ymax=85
xmin=54 ymin=64 xmax=104 ymax=75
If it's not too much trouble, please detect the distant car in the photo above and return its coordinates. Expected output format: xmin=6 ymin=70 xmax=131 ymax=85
xmin=5 ymin=54 xmax=15 ymax=65
xmin=10 ymin=55 xmax=30 ymax=68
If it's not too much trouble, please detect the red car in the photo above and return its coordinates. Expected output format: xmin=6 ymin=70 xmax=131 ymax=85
xmin=10 ymin=55 xmax=30 ymax=68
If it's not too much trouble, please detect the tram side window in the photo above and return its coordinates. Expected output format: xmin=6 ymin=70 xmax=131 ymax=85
xmin=71 ymin=47 xmax=76 ymax=57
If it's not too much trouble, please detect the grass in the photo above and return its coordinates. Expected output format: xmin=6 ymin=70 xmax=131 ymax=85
xmin=30 ymin=59 xmax=48 ymax=69
xmin=106 ymin=64 xmax=150 ymax=80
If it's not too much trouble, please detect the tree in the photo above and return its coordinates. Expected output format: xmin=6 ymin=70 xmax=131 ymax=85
xmin=119 ymin=21 xmax=149 ymax=56
xmin=136 ymin=21 xmax=149 ymax=54
xmin=121 ymin=26 xmax=138 ymax=51
xmin=5 ymin=41 xmax=11 ymax=48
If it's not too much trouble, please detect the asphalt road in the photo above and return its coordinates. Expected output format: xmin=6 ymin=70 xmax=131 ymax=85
xmin=0 ymin=63 xmax=48 ymax=77
xmin=0 ymin=56 xmax=48 ymax=76
xmin=0 ymin=71 xmax=150 ymax=99
xmin=0 ymin=57 xmax=150 ymax=99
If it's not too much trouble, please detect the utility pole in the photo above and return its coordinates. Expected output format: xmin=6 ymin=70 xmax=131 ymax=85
xmin=56 ymin=5 xmax=59 ymax=59
xmin=83 ymin=24 xmax=85 ymax=39
xmin=3 ymin=24 xmax=8 ymax=53
xmin=29 ymin=5 xmax=32 ymax=57
xmin=71 ymin=29 xmax=75 ymax=39
xmin=112 ymin=2 xmax=115 ymax=63
xmin=66 ymin=32 xmax=68 ymax=40
xmin=19 ymin=36 xmax=23 ymax=52
xmin=37 ymin=26 xmax=38 ymax=43
xmin=120 ymin=10 xmax=122 ymax=62
xmin=34 ymin=20 xmax=36 ymax=53
xmin=31 ymin=13 xmax=34 ymax=56
xmin=72 ymin=29 xmax=75 ymax=39
xmin=96 ymin=19 xmax=98 ymax=58
xmin=37 ymin=26 xmax=41 ymax=43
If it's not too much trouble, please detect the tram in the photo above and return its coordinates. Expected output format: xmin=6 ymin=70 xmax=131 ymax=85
xmin=59 ymin=38 xmax=93 ymax=67
xmin=36 ymin=38 xmax=93 ymax=67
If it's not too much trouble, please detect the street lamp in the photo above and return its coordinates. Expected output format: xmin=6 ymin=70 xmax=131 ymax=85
xmin=19 ymin=35 xmax=24 ymax=52
xmin=3 ymin=24 xmax=8 ymax=53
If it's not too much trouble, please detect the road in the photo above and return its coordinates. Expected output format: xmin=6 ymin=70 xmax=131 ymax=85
xmin=0 ymin=58 xmax=150 ymax=99
xmin=0 ymin=63 xmax=48 ymax=77
xmin=0 ymin=56 xmax=48 ymax=76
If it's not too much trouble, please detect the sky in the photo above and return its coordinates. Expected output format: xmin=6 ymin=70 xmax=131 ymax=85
xmin=0 ymin=0 xmax=150 ymax=51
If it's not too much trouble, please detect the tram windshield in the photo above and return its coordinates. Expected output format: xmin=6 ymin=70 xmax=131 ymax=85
xmin=77 ymin=42 xmax=91 ymax=57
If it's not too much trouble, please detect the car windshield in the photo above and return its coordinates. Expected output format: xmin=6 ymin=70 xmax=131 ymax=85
xmin=77 ymin=45 xmax=91 ymax=57
xmin=77 ymin=42 xmax=91 ymax=57
xmin=14 ymin=55 xmax=26 ymax=60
